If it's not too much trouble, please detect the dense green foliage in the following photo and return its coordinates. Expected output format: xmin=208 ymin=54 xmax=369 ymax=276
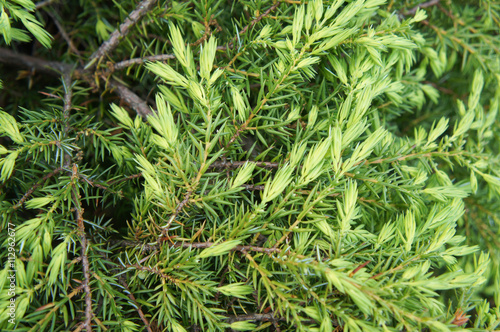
xmin=1 ymin=0 xmax=500 ymax=331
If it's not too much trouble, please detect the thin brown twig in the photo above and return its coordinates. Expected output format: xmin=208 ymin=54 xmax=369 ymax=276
xmin=112 ymin=54 xmax=176 ymax=70
xmin=228 ymin=2 xmax=282 ymax=49
xmin=189 ymin=16 xmax=222 ymax=48
xmin=31 ymin=284 xmax=84 ymax=330
xmin=45 ymin=10 xmax=83 ymax=64
xmin=87 ymin=0 xmax=158 ymax=68
xmin=77 ymin=174 xmax=109 ymax=191
xmin=226 ymin=312 xmax=276 ymax=323
xmin=12 ymin=167 xmax=62 ymax=209
xmin=0 ymin=48 xmax=152 ymax=118
xmin=106 ymin=78 xmax=152 ymax=117
xmin=162 ymin=190 xmax=193 ymax=233
xmin=107 ymin=173 xmax=142 ymax=185
xmin=119 ymin=280 xmax=153 ymax=332
xmin=209 ymin=160 xmax=280 ymax=170
xmin=400 ymin=0 xmax=440 ymax=17
xmin=222 ymin=1 xmax=281 ymax=79
xmin=61 ymin=82 xmax=93 ymax=331
xmin=0 ymin=47 xmax=72 ymax=74
xmin=349 ymin=260 xmax=370 ymax=277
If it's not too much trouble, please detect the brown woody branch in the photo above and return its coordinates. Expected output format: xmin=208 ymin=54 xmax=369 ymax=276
xmin=106 ymin=78 xmax=152 ymax=117
xmin=0 ymin=48 xmax=152 ymax=117
xmin=62 ymin=83 xmax=93 ymax=332
xmin=68 ymin=103 xmax=93 ymax=331
xmin=120 ymin=280 xmax=153 ymax=332
xmin=74 ymin=191 xmax=93 ymax=332
xmin=112 ymin=54 xmax=176 ymax=70
xmin=87 ymin=0 xmax=158 ymax=68
xmin=0 ymin=47 xmax=72 ymax=74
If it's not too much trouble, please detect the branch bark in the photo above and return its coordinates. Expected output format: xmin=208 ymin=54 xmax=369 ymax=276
xmin=0 ymin=47 xmax=72 ymax=74
xmin=87 ymin=0 xmax=158 ymax=68
xmin=107 ymin=78 xmax=152 ymax=117
xmin=0 ymin=48 xmax=152 ymax=117
xmin=209 ymin=160 xmax=280 ymax=170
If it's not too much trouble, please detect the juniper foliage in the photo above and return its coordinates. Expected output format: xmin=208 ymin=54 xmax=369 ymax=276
xmin=0 ymin=0 xmax=500 ymax=331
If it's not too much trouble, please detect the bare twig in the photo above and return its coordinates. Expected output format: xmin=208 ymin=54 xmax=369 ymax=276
xmin=0 ymin=48 xmax=152 ymax=117
xmin=77 ymin=174 xmax=109 ymax=191
xmin=112 ymin=54 xmax=176 ymax=70
xmin=349 ymin=261 xmax=371 ymax=277
xmin=112 ymin=240 xmax=158 ymax=252
xmin=120 ymin=280 xmax=153 ymax=332
xmin=401 ymin=0 xmax=440 ymax=17
xmin=87 ymin=0 xmax=158 ymax=68
xmin=209 ymin=160 xmax=280 ymax=170
xmin=0 ymin=47 xmax=72 ymax=74
xmin=162 ymin=190 xmax=192 ymax=233
xmin=106 ymin=78 xmax=152 ymax=117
